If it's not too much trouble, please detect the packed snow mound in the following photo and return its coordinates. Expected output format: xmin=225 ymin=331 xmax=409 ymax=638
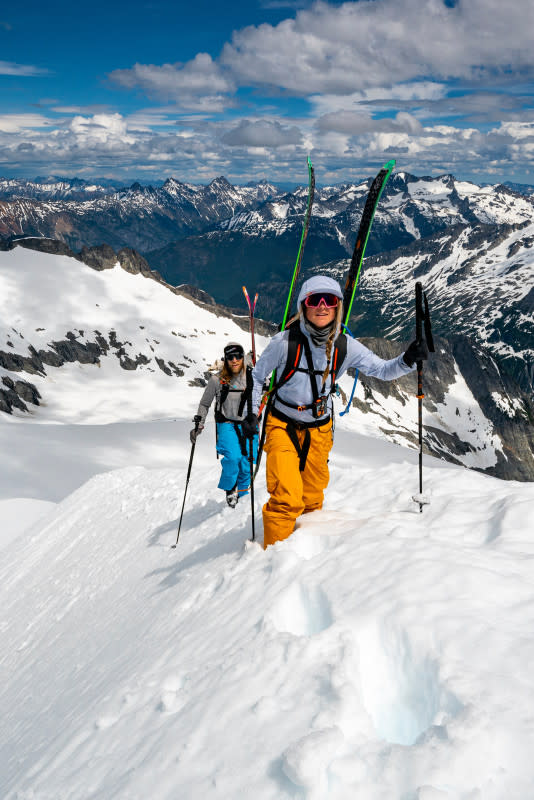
xmin=2 ymin=442 xmax=534 ymax=799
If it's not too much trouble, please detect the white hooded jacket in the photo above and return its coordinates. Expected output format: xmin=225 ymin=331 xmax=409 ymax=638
xmin=251 ymin=275 xmax=413 ymax=424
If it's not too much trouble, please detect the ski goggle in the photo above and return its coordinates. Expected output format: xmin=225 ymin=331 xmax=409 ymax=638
xmin=303 ymin=292 xmax=340 ymax=308
xmin=224 ymin=348 xmax=244 ymax=361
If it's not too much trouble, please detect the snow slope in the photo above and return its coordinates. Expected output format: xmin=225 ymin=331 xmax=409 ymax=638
xmin=1 ymin=430 xmax=534 ymax=799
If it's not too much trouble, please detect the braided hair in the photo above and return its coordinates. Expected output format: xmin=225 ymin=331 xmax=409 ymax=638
xmin=321 ymin=300 xmax=344 ymax=385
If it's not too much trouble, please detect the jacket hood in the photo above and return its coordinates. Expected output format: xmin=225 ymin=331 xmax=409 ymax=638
xmin=297 ymin=275 xmax=343 ymax=308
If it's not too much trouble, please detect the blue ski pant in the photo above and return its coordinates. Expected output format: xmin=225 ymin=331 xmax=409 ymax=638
xmin=216 ymin=422 xmax=258 ymax=494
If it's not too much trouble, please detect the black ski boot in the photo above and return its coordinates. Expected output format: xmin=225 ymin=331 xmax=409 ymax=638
xmin=226 ymin=486 xmax=239 ymax=508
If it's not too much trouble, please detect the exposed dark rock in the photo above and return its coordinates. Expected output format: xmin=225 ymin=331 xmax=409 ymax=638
xmin=78 ymin=244 xmax=117 ymax=271
xmin=119 ymin=356 xmax=138 ymax=370
xmin=188 ymin=377 xmax=207 ymax=387
xmin=0 ymin=387 xmax=28 ymax=413
xmin=178 ymin=284 xmax=216 ymax=305
xmin=15 ymin=237 xmax=77 ymax=258
xmin=14 ymin=379 xmax=41 ymax=405
xmin=155 ymin=357 xmax=172 ymax=376
xmin=51 ymin=338 xmax=101 ymax=365
xmin=168 ymin=361 xmax=185 ymax=377
xmin=117 ymin=248 xmax=153 ymax=275
xmin=0 ymin=347 xmax=46 ymax=375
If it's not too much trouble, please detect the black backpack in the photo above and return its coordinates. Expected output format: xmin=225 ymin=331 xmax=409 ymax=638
xmin=271 ymin=320 xmax=347 ymax=419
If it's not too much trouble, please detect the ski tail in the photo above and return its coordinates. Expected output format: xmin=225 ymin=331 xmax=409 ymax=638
xmin=342 ymin=159 xmax=395 ymax=326
xmin=243 ymin=286 xmax=259 ymax=365
xmin=281 ymin=156 xmax=315 ymax=331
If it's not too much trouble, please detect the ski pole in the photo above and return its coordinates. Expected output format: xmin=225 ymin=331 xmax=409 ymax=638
xmin=172 ymin=415 xmax=201 ymax=548
xmin=248 ymin=436 xmax=256 ymax=541
xmin=413 ymin=282 xmax=435 ymax=513
xmin=246 ymin=371 xmax=256 ymax=541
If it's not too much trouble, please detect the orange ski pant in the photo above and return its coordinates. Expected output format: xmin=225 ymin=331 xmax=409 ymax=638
xmin=262 ymin=415 xmax=333 ymax=548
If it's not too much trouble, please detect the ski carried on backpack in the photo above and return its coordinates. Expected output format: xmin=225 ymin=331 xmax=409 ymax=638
xmin=280 ymin=155 xmax=315 ymax=329
xmin=339 ymin=159 xmax=396 ymax=415
xmin=242 ymin=286 xmax=258 ymax=366
xmin=254 ymin=157 xmax=315 ymax=476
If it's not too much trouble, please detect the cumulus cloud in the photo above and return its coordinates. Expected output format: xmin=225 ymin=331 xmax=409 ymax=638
xmin=222 ymin=119 xmax=302 ymax=147
xmin=0 ymin=60 xmax=49 ymax=76
xmin=220 ymin=0 xmax=534 ymax=94
xmin=109 ymin=53 xmax=235 ymax=111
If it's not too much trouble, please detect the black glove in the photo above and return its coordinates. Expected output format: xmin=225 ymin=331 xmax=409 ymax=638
xmin=241 ymin=412 xmax=259 ymax=439
xmin=190 ymin=415 xmax=204 ymax=443
xmin=403 ymin=339 xmax=429 ymax=368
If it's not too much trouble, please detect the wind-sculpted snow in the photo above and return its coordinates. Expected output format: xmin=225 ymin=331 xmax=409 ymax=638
xmin=1 ymin=436 xmax=534 ymax=799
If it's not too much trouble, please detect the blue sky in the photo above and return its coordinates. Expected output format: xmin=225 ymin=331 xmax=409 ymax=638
xmin=1 ymin=0 xmax=534 ymax=186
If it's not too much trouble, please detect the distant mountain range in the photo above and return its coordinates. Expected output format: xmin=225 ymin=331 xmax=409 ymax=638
xmin=0 ymin=176 xmax=279 ymax=250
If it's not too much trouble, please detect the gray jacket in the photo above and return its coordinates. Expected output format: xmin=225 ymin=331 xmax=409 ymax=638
xmin=196 ymin=367 xmax=251 ymax=425
xmin=251 ymin=319 xmax=413 ymax=424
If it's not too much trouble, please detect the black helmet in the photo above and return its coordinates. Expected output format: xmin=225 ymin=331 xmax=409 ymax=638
xmin=223 ymin=342 xmax=244 ymax=361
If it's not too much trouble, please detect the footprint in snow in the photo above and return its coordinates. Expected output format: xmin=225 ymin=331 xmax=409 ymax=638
xmin=266 ymin=582 xmax=333 ymax=637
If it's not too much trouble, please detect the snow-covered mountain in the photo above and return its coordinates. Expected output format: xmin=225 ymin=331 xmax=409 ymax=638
xmin=146 ymin=172 xmax=534 ymax=314
xmin=1 ymin=242 xmax=532 ymax=481
xmin=219 ymin=172 xmax=534 ymax=246
xmin=311 ymin=219 xmax=534 ymax=394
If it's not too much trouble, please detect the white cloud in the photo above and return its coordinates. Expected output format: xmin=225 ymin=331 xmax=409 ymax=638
xmin=109 ymin=53 xmax=235 ymax=111
xmin=309 ymin=83 xmax=448 ymax=116
xmin=0 ymin=60 xmax=49 ymax=77
xmin=220 ymin=0 xmax=534 ymax=94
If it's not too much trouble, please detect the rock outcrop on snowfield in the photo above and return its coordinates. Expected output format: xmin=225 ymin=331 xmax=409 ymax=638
xmin=0 ymin=242 xmax=531 ymax=481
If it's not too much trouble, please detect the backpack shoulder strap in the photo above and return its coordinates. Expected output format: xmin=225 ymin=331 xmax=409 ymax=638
xmin=274 ymin=320 xmax=305 ymax=390
xmin=330 ymin=332 xmax=347 ymax=392
xmin=237 ymin=366 xmax=253 ymax=417
xmin=217 ymin=380 xmax=230 ymax=412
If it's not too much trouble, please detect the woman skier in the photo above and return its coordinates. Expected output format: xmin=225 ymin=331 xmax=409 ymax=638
xmin=250 ymin=275 xmax=428 ymax=547
xmin=190 ymin=342 xmax=258 ymax=508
